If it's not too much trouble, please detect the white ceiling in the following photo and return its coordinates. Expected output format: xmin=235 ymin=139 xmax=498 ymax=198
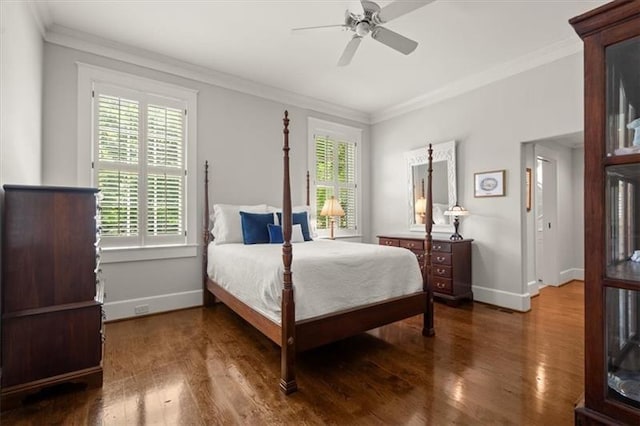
xmin=37 ymin=0 xmax=606 ymax=119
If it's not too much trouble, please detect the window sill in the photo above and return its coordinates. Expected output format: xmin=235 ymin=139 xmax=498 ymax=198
xmin=101 ymin=244 xmax=198 ymax=264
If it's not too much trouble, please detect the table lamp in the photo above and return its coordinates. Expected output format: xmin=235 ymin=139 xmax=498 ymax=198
xmin=320 ymin=196 xmax=345 ymax=240
xmin=414 ymin=178 xmax=427 ymax=224
xmin=415 ymin=197 xmax=427 ymax=224
xmin=444 ymin=203 xmax=469 ymax=241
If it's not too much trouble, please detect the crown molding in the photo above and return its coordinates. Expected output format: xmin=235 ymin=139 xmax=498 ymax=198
xmin=44 ymin=25 xmax=371 ymax=125
xmin=44 ymin=24 xmax=584 ymax=127
xmin=370 ymin=37 xmax=584 ymax=124
xmin=26 ymin=0 xmax=52 ymax=37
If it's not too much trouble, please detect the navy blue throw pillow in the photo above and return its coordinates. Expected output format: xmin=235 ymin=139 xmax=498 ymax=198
xmin=267 ymin=224 xmax=284 ymax=244
xmin=276 ymin=211 xmax=312 ymax=241
xmin=239 ymin=211 xmax=274 ymax=244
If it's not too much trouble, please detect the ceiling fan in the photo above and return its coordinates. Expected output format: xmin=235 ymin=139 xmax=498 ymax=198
xmin=292 ymin=0 xmax=434 ymax=66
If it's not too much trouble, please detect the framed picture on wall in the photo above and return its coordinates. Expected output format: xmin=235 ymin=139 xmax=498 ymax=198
xmin=474 ymin=170 xmax=506 ymax=197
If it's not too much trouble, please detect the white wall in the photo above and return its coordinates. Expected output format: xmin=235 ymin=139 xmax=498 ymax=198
xmin=572 ymin=147 xmax=585 ymax=275
xmin=0 ymin=1 xmax=43 ymax=186
xmin=42 ymin=42 xmax=370 ymax=320
xmin=370 ymin=54 xmax=584 ymax=311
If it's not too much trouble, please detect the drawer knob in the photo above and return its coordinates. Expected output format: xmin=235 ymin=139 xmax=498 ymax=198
xmin=437 ymin=256 xmax=445 ymax=262
xmin=437 ymin=268 xmax=445 ymax=274
xmin=436 ymin=282 xmax=445 ymax=289
xmin=434 ymin=245 xmax=441 ymax=250
xmin=386 ymin=241 xmax=392 ymax=245
xmin=408 ymin=243 xmax=414 ymax=247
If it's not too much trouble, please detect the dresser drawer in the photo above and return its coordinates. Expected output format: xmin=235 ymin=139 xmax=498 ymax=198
xmin=379 ymin=238 xmax=400 ymax=247
xmin=432 ymin=241 xmax=451 ymax=253
xmin=433 ymin=277 xmax=452 ymax=294
xmin=379 ymin=238 xmax=399 ymax=247
xmin=399 ymin=239 xmax=423 ymax=250
xmin=433 ymin=252 xmax=452 ymax=265
xmin=1 ymin=305 xmax=102 ymax=387
xmin=433 ymin=265 xmax=452 ymax=278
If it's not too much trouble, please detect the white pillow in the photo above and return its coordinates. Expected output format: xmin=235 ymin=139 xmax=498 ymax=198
xmin=212 ymin=204 xmax=268 ymax=244
xmin=291 ymin=224 xmax=305 ymax=243
xmin=433 ymin=203 xmax=447 ymax=225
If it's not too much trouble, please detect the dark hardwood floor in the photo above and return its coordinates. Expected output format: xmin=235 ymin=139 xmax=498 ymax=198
xmin=2 ymin=281 xmax=584 ymax=425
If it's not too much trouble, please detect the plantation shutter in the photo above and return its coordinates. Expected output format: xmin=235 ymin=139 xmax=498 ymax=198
xmin=315 ymin=136 xmax=334 ymax=229
xmin=337 ymin=141 xmax=357 ymax=230
xmin=146 ymin=104 xmax=184 ymax=237
xmin=96 ymin=92 xmax=140 ymax=240
xmin=94 ymin=85 xmax=187 ymax=246
xmin=314 ymin=135 xmax=357 ymax=232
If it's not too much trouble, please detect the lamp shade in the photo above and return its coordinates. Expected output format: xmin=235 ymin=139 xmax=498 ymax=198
xmin=415 ymin=197 xmax=427 ymax=214
xmin=444 ymin=204 xmax=469 ymax=217
xmin=320 ymin=196 xmax=345 ymax=217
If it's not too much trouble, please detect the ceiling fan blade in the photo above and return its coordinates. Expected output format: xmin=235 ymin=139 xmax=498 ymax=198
xmin=348 ymin=0 xmax=365 ymax=18
xmin=376 ymin=0 xmax=434 ymax=23
xmin=371 ymin=26 xmax=418 ymax=55
xmin=291 ymin=24 xmax=348 ymax=34
xmin=337 ymin=35 xmax=362 ymax=66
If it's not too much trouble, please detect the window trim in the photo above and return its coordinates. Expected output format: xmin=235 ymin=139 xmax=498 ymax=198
xmin=308 ymin=117 xmax=362 ymax=238
xmin=77 ymin=63 xmax=198 ymax=257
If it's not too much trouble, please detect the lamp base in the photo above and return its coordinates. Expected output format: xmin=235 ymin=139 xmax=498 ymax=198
xmin=329 ymin=218 xmax=335 ymax=240
xmin=450 ymin=217 xmax=463 ymax=241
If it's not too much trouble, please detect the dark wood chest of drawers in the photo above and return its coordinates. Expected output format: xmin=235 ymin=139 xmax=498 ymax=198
xmin=1 ymin=185 xmax=103 ymax=410
xmin=378 ymin=235 xmax=473 ymax=304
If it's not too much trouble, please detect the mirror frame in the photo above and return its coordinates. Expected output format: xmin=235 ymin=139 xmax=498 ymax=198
xmin=406 ymin=140 xmax=457 ymax=234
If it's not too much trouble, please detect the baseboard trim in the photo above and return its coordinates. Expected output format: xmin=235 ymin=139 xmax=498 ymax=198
xmin=104 ymin=290 xmax=203 ymax=321
xmin=472 ymin=285 xmax=531 ymax=312
xmin=560 ymin=268 xmax=584 ymax=285
xmin=527 ymin=280 xmax=539 ymax=297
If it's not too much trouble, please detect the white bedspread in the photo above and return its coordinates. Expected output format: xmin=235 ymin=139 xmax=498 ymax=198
xmin=207 ymin=240 xmax=423 ymax=323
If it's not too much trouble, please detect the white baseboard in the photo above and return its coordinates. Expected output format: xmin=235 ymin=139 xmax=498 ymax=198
xmin=528 ymin=280 xmax=539 ymax=297
xmin=104 ymin=290 xmax=203 ymax=321
xmin=560 ymin=268 xmax=584 ymax=284
xmin=472 ymin=285 xmax=531 ymax=312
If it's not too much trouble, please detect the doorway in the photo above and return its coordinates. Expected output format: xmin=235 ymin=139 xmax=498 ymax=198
xmin=521 ymin=132 xmax=585 ymax=301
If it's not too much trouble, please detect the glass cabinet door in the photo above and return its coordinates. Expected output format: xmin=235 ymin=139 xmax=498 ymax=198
xmin=606 ymin=35 xmax=640 ymax=157
xmin=604 ymin=26 xmax=640 ymax=414
xmin=606 ymin=164 xmax=640 ymax=282
xmin=607 ymin=287 xmax=640 ymax=409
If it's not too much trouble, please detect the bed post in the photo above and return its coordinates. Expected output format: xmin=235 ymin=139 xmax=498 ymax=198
xmin=280 ymin=111 xmax=297 ymax=394
xmin=423 ymin=144 xmax=435 ymax=336
xmin=203 ymin=161 xmax=216 ymax=307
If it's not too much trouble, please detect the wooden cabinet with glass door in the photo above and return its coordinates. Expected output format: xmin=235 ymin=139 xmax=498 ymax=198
xmin=570 ymin=1 xmax=640 ymax=424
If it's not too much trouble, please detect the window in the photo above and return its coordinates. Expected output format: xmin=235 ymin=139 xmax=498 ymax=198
xmin=308 ymin=118 xmax=362 ymax=238
xmin=78 ymin=64 xmax=197 ymax=256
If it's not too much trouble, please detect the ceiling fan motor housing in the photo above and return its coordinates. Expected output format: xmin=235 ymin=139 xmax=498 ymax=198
xmin=345 ymin=0 xmax=382 ymax=36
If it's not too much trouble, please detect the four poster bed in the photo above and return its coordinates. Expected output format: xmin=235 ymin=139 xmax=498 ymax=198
xmin=202 ymin=111 xmax=435 ymax=394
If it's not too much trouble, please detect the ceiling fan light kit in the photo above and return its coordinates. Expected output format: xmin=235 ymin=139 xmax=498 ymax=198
xmin=292 ymin=0 xmax=433 ymax=66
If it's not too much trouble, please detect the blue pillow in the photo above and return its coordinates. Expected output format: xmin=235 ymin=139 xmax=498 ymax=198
xmin=239 ymin=211 xmax=274 ymax=244
xmin=277 ymin=211 xmax=312 ymax=241
xmin=267 ymin=224 xmax=284 ymax=244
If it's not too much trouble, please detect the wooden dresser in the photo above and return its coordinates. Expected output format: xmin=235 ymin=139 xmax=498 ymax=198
xmin=1 ymin=185 xmax=103 ymax=409
xmin=378 ymin=234 xmax=473 ymax=304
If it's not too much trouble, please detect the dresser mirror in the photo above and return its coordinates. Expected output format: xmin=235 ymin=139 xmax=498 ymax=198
xmin=406 ymin=140 xmax=456 ymax=233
